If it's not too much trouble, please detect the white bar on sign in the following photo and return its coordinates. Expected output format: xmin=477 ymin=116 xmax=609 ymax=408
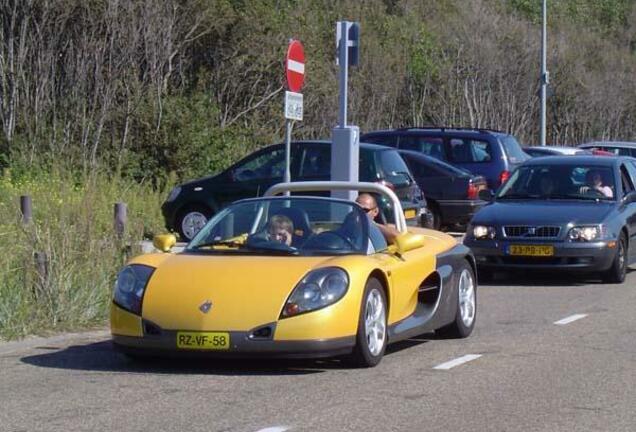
xmin=287 ymin=59 xmax=305 ymax=74
xmin=433 ymin=354 xmax=482 ymax=370
xmin=554 ymin=314 xmax=587 ymax=325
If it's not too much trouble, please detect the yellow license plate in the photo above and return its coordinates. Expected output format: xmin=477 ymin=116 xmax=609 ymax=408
xmin=404 ymin=209 xmax=416 ymax=219
xmin=508 ymin=245 xmax=554 ymax=256
xmin=176 ymin=332 xmax=230 ymax=350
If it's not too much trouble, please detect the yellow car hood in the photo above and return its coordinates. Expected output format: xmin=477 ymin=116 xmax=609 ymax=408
xmin=141 ymin=253 xmax=337 ymax=331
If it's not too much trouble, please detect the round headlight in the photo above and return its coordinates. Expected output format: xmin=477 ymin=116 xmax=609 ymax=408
xmin=282 ymin=267 xmax=350 ymax=318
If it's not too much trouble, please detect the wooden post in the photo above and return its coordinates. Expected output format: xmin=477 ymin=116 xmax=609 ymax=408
xmin=114 ymin=202 xmax=127 ymax=239
xmin=20 ymin=195 xmax=32 ymax=224
xmin=33 ymin=251 xmax=49 ymax=298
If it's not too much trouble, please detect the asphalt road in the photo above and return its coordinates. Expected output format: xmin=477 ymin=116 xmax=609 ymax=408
xmin=2 ymin=270 xmax=635 ymax=432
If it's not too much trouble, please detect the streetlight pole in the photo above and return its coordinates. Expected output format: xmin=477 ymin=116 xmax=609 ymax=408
xmin=540 ymin=0 xmax=548 ymax=146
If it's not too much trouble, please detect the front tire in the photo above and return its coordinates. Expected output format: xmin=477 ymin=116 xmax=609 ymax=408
xmin=348 ymin=278 xmax=387 ymax=368
xmin=602 ymin=234 xmax=627 ymax=284
xmin=437 ymin=260 xmax=477 ymax=338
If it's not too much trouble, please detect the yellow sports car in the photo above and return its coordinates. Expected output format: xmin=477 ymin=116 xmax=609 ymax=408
xmin=111 ymin=182 xmax=477 ymax=367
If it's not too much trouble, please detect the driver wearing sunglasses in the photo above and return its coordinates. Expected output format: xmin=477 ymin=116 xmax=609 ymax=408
xmin=356 ymin=193 xmax=400 ymax=244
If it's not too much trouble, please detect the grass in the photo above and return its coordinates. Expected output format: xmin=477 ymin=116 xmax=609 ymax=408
xmin=0 ymin=169 xmax=168 ymax=340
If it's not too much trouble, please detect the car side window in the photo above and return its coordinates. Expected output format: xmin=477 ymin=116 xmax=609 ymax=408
xmin=298 ymin=147 xmax=330 ymax=178
xmin=359 ymin=150 xmax=379 ymax=182
xmin=399 ymin=136 xmax=446 ymax=160
xmin=448 ymin=139 xmax=492 ymax=163
xmin=363 ymin=134 xmax=398 ymax=147
xmin=403 ymin=155 xmax=443 ymax=178
xmin=620 ymin=165 xmax=634 ymax=194
xmin=628 ymin=162 xmax=636 ymax=185
xmin=233 ymin=148 xmax=285 ymax=181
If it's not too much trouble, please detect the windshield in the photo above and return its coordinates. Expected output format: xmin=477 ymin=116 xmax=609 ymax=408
xmin=497 ymin=165 xmax=616 ymax=201
xmin=186 ymin=198 xmax=369 ymax=256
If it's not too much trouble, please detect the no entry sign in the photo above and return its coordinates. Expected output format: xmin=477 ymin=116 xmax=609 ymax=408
xmin=285 ymin=40 xmax=305 ymax=92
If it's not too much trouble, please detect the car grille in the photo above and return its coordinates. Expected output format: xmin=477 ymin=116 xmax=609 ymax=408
xmin=503 ymin=225 xmax=561 ymax=238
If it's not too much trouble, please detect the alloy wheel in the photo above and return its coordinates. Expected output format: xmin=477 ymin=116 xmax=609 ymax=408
xmin=364 ymin=288 xmax=386 ymax=356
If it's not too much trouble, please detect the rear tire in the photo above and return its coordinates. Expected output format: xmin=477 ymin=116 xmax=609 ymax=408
xmin=176 ymin=204 xmax=212 ymax=241
xmin=429 ymin=202 xmax=442 ymax=231
xmin=347 ymin=278 xmax=387 ymax=368
xmin=436 ymin=260 xmax=477 ymax=339
xmin=602 ymin=234 xmax=627 ymax=284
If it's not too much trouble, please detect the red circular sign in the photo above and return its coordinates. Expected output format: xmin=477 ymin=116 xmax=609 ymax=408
xmin=285 ymin=40 xmax=305 ymax=92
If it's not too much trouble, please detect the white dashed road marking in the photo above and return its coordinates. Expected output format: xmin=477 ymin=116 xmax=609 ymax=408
xmin=554 ymin=314 xmax=587 ymax=325
xmin=255 ymin=427 xmax=289 ymax=432
xmin=433 ymin=354 xmax=482 ymax=370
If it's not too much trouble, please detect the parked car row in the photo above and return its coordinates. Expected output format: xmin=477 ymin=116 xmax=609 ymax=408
xmin=164 ymin=127 xmax=534 ymax=240
xmin=160 ymin=129 xmax=636 ymax=286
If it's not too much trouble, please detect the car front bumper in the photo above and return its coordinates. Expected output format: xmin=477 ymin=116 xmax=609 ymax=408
xmin=111 ymin=305 xmax=356 ymax=359
xmin=112 ymin=333 xmax=355 ymax=359
xmin=438 ymin=200 xmax=487 ymax=225
xmin=464 ymin=238 xmax=617 ymax=271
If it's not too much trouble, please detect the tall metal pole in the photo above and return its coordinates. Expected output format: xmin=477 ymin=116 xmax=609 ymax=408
xmin=338 ymin=21 xmax=349 ymax=127
xmin=284 ymin=119 xmax=293 ymax=195
xmin=540 ymin=0 xmax=548 ymax=146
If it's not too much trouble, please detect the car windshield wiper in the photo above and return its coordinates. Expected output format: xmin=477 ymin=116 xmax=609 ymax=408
xmin=497 ymin=193 xmax=541 ymax=200
xmin=190 ymin=239 xmax=298 ymax=255
xmin=189 ymin=239 xmax=246 ymax=250
xmin=545 ymin=193 xmax=612 ymax=201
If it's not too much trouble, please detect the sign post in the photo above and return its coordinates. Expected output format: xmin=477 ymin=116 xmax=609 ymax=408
xmin=284 ymin=40 xmax=305 ymax=194
xmin=331 ymin=21 xmax=360 ymax=201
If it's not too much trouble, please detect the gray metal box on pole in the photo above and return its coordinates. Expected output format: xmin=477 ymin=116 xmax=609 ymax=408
xmin=331 ymin=21 xmax=360 ymax=201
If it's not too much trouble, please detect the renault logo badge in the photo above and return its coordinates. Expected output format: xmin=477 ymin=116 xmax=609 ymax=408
xmin=199 ymin=300 xmax=213 ymax=314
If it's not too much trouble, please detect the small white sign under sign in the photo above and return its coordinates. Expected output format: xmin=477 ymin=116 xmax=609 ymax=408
xmin=284 ymin=91 xmax=303 ymax=121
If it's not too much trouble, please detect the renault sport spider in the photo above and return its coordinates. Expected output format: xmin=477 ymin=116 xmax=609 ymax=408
xmin=111 ymin=182 xmax=477 ymax=367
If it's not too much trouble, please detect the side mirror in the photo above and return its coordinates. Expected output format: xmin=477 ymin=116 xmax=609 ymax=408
xmin=153 ymin=234 xmax=177 ymax=252
xmin=479 ymin=189 xmax=495 ymax=201
xmin=622 ymin=191 xmax=636 ymax=205
xmin=394 ymin=232 xmax=425 ymax=254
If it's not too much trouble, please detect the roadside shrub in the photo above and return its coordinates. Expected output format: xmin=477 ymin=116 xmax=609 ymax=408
xmin=0 ymin=169 xmax=166 ymax=339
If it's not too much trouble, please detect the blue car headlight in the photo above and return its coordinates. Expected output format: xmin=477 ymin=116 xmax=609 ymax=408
xmin=281 ymin=267 xmax=349 ymax=318
xmin=113 ymin=264 xmax=155 ymax=315
xmin=568 ymin=225 xmax=603 ymax=242
xmin=471 ymin=224 xmax=496 ymax=240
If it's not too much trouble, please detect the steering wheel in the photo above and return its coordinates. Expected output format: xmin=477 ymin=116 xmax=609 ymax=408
xmin=580 ymin=186 xmax=606 ymax=197
xmin=304 ymin=231 xmax=357 ymax=250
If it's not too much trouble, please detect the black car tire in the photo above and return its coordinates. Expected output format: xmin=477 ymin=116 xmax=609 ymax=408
xmin=602 ymin=233 xmax=627 ymax=284
xmin=428 ymin=202 xmax=442 ymax=231
xmin=478 ymin=268 xmax=494 ymax=284
xmin=347 ymin=278 xmax=387 ymax=368
xmin=176 ymin=204 xmax=213 ymax=241
xmin=436 ymin=260 xmax=477 ymax=339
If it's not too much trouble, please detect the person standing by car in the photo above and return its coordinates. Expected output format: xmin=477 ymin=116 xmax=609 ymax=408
xmin=356 ymin=194 xmax=400 ymax=243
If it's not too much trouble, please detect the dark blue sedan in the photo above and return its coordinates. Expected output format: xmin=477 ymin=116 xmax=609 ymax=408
xmin=464 ymin=156 xmax=636 ymax=283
